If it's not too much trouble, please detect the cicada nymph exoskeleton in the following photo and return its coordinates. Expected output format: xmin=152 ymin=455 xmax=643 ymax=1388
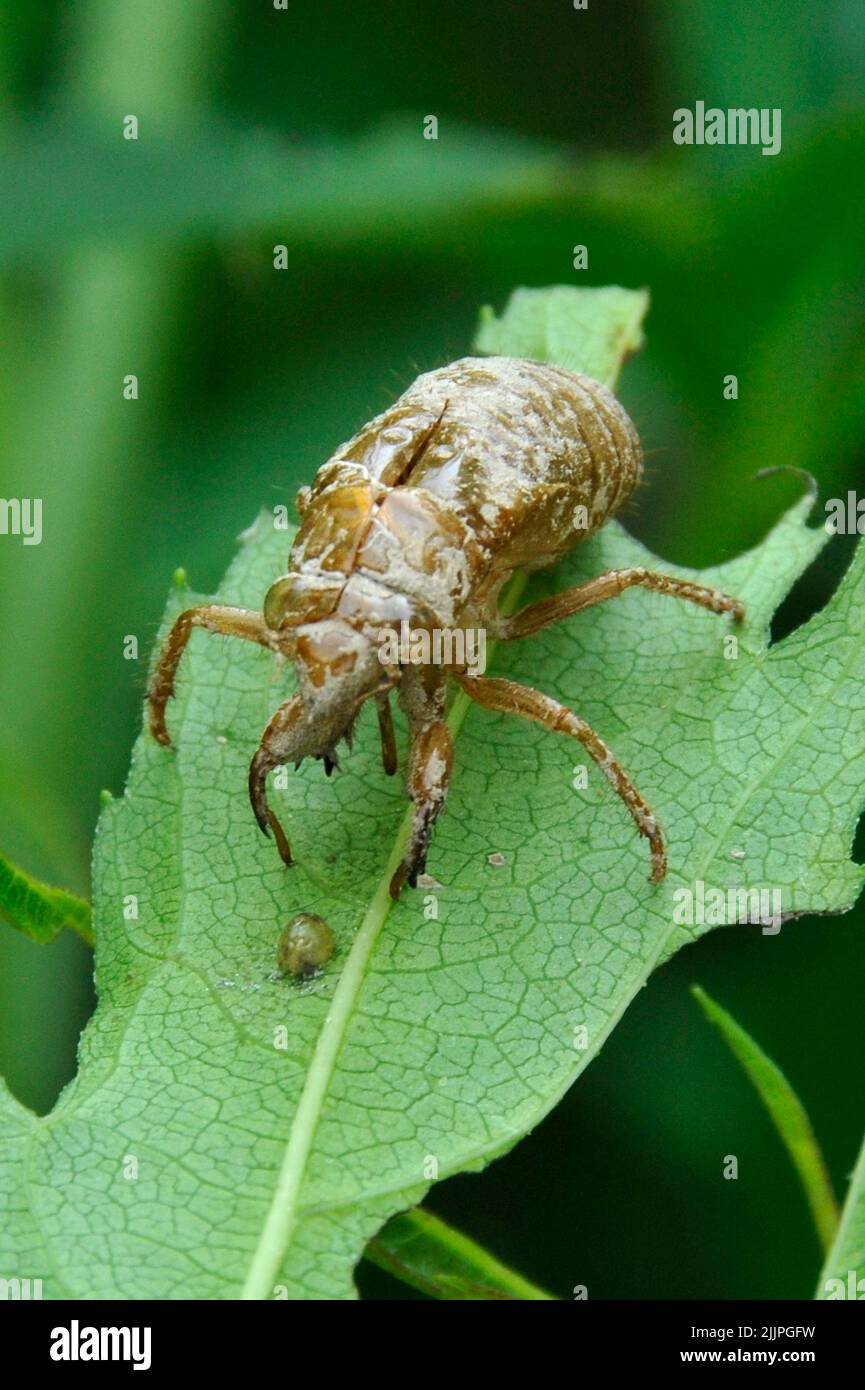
xmin=148 ymin=357 xmax=744 ymax=896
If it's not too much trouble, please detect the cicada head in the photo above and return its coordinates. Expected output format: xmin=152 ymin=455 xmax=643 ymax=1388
xmin=293 ymin=619 xmax=381 ymax=708
xmin=282 ymin=617 xmax=388 ymax=770
xmin=247 ymin=614 xmax=389 ymax=844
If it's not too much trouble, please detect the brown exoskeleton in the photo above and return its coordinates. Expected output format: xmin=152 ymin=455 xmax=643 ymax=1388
xmin=148 ymin=357 xmax=744 ymax=896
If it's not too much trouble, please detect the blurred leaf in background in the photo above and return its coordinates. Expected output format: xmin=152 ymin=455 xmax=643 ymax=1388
xmin=1 ymin=0 xmax=863 ymax=1298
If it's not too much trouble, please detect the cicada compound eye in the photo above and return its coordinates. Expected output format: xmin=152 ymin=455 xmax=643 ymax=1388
xmin=263 ymin=575 xmax=297 ymax=630
xmin=263 ymin=573 xmax=341 ymax=632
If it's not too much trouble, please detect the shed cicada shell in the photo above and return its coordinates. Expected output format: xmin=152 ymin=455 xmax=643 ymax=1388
xmin=148 ymin=357 xmax=743 ymax=895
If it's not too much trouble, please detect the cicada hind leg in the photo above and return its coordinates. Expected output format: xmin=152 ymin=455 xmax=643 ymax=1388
xmin=474 ymin=563 xmax=745 ymax=882
xmin=495 ymin=566 xmax=744 ymax=640
xmin=454 ymin=673 xmax=667 ymax=884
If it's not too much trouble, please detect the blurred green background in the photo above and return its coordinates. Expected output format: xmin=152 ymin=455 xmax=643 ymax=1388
xmin=1 ymin=0 xmax=864 ymax=1299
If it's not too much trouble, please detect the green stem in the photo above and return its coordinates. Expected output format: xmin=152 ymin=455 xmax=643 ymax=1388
xmin=692 ymin=986 xmax=840 ymax=1255
xmin=816 ymin=1128 xmax=865 ymax=1298
xmin=0 ymin=850 xmax=93 ymax=947
xmin=365 ymin=1207 xmax=556 ymax=1301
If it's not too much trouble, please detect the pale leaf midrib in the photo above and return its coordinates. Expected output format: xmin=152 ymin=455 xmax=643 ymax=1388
xmin=238 ymin=573 xmax=530 ymax=1299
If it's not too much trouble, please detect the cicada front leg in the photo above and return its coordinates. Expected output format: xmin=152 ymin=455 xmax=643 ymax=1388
xmin=376 ymin=690 xmax=398 ymax=776
xmin=247 ymin=694 xmax=307 ymax=868
xmin=389 ymin=669 xmax=454 ymax=898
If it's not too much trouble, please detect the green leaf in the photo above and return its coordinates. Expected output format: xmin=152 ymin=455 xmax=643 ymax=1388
xmin=0 ymin=117 xmax=566 ymax=264
xmin=1 ymin=286 xmax=863 ymax=1299
xmin=476 ymin=284 xmax=649 ymax=385
xmin=817 ymin=1132 xmax=865 ymax=1300
xmin=0 ymin=850 xmax=93 ymax=946
xmin=366 ymin=1207 xmax=555 ymax=1301
xmin=691 ymin=986 xmax=839 ymax=1255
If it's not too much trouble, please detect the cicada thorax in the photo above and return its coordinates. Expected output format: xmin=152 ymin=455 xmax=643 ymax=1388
xmin=263 ymin=356 xmax=643 ymax=641
xmin=265 ymin=466 xmax=486 ymax=638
